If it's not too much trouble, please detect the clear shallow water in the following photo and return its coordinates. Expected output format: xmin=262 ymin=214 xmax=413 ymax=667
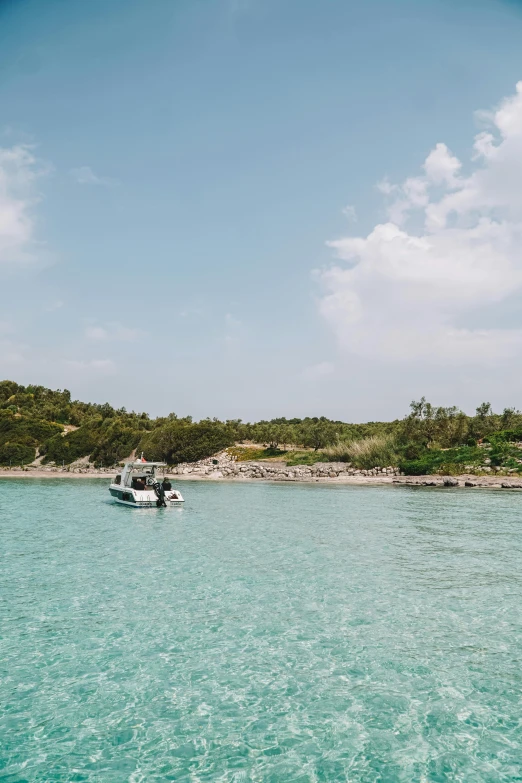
xmin=1 ymin=480 xmax=522 ymax=783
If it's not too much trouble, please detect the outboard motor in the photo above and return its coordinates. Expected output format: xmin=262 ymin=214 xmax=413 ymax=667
xmin=152 ymin=479 xmax=167 ymax=507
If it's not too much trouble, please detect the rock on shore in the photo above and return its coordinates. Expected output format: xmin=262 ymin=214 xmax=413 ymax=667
xmin=168 ymin=454 xmax=522 ymax=489
xmin=169 ymin=453 xmax=402 ymax=482
xmin=2 ymin=451 xmax=522 ymax=489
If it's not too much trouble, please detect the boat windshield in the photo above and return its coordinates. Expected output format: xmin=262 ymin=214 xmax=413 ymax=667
xmin=120 ymin=462 xmax=160 ymax=488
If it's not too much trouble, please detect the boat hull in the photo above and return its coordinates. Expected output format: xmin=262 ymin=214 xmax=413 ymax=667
xmin=109 ymin=485 xmax=184 ymax=507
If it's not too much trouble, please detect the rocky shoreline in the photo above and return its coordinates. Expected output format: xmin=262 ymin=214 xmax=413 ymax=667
xmin=168 ymin=457 xmax=522 ymax=488
xmin=1 ymin=454 xmax=522 ymax=489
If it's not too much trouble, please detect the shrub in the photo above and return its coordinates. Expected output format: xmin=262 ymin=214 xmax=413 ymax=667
xmin=138 ymin=420 xmax=236 ymax=464
xmin=402 ymin=443 xmax=424 ymax=460
xmin=398 ymin=444 xmax=485 ymax=475
xmin=285 ymin=451 xmax=324 ymax=466
xmin=399 ymin=458 xmax=435 ymax=476
xmin=43 ymin=425 xmax=100 ymax=464
xmin=0 ymin=411 xmax=62 ymax=444
xmin=324 ymin=435 xmax=398 ymax=469
xmin=90 ymin=419 xmax=142 ymax=466
xmin=322 ymin=442 xmax=352 ymax=462
xmin=485 ymin=430 xmax=522 ymax=445
xmin=0 ymin=441 xmax=36 ymax=466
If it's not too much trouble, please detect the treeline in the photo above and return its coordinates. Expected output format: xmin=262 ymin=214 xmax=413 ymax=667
xmin=400 ymin=398 xmax=522 ymax=450
xmin=0 ymin=380 xmax=153 ymax=467
xmin=0 ymin=379 xmax=398 ymax=466
xmin=393 ymin=398 xmax=522 ymax=475
xmin=1 ymin=380 xmax=521 ymax=474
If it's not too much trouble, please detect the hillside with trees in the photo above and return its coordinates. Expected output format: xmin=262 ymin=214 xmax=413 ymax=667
xmin=2 ymin=380 xmax=522 ymax=476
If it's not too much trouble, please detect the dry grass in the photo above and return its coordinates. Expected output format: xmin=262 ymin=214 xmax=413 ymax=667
xmin=323 ymin=435 xmax=398 ymax=469
xmin=227 ymin=446 xmax=287 ymax=462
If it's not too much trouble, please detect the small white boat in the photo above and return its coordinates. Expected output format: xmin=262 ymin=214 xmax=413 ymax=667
xmin=109 ymin=459 xmax=184 ymax=507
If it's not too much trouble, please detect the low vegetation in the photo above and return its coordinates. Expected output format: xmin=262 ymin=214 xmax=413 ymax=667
xmin=323 ymin=435 xmax=398 ymax=469
xmin=228 ymin=446 xmax=288 ymax=462
xmin=138 ymin=418 xmax=236 ymax=465
xmin=2 ymin=380 xmax=522 ymax=476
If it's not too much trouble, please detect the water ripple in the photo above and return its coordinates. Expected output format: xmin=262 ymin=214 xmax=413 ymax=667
xmin=0 ymin=480 xmax=521 ymax=781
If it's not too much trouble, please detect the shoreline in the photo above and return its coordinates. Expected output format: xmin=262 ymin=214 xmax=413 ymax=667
xmin=1 ymin=467 xmax=521 ymax=489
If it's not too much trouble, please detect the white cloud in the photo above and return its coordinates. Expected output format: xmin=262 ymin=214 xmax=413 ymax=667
xmin=423 ymin=142 xmax=461 ymax=187
xmin=342 ymin=205 xmax=357 ymax=222
xmin=85 ymin=326 xmax=108 ymax=340
xmin=84 ymin=322 xmax=143 ymax=341
xmin=376 ymin=178 xmax=395 ymax=196
xmin=0 ymin=144 xmax=47 ymax=267
xmin=70 ymin=166 xmax=114 ymax=186
xmin=319 ymin=81 xmax=522 ymax=364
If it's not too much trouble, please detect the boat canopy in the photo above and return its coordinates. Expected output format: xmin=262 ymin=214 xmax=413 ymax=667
xmin=119 ymin=459 xmax=166 ymax=488
xmin=127 ymin=460 xmax=166 ymax=468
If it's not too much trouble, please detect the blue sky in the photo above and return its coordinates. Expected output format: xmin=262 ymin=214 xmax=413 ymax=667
xmin=2 ymin=0 xmax=522 ymax=420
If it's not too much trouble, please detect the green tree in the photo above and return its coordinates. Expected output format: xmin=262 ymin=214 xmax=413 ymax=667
xmin=138 ymin=419 xmax=235 ymax=464
xmin=471 ymin=401 xmax=497 ymax=439
xmin=299 ymin=419 xmax=338 ymax=450
xmin=500 ymin=407 xmax=521 ymax=430
xmin=0 ymin=440 xmax=36 ymax=466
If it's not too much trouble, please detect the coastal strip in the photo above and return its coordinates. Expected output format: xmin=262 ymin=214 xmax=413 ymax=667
xmin=1 ymin=462 xmax=522 ymax=489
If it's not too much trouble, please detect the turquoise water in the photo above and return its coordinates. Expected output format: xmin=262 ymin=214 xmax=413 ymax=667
xmin=1 ymin=480 xmax=521 ymax=782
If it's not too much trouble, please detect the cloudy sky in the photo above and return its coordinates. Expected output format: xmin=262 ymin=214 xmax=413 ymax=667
xmin=2 ymin=0 xmax=522 ymax=421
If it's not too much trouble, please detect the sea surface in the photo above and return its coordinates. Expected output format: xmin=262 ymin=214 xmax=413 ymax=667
xmin=1 ymin=479 xmax=521 ymax=782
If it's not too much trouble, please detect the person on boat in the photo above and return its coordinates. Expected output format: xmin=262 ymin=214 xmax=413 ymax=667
xmin=162 ymin=477 xmax=172 ymax=491
xmin=134 ymin=477 xmax=146 ymax=490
